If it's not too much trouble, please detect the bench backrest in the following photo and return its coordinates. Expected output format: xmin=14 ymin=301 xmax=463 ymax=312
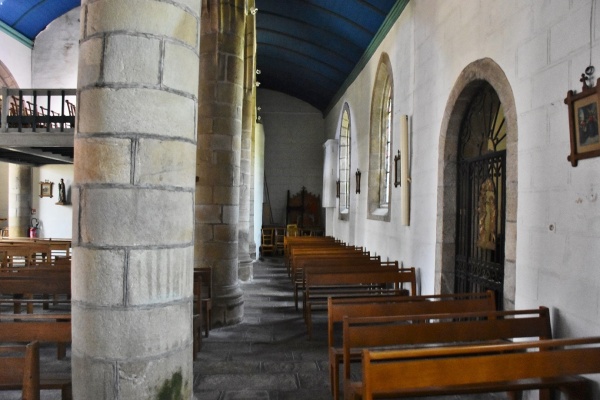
xmin=0 ymin=315 xmax=71 ymax=343
xmin=344 ymin=307 xmax=552 ymax=382
xmin=0 ymin=273 xmax=71 ymax=294
xmin=361 ymin=336 xmax=600 ymax=400
xmin=0 ymin=341 xmax=40 ymax=400
xmin=306 ymin=268 xmax=416 ymax=295
xmin=327 ymin=290 xmax=496 ymax=348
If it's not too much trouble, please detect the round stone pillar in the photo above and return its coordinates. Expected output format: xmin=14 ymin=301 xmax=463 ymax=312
xmin=239 ymin=0 xmax=256 ymax=281
xmin=72 ymin=1 xmax=200 ymax=398
xmin=8 ymin=164 xmax=31 ymax=237
xmin=195 ymin=0 xmax=245 ymax=325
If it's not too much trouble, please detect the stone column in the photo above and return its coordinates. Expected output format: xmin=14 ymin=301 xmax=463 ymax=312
xmin=195 ymin=0 xmax=245 ymax=325
xmin=8 ymin=164 xmax=31 ymax=237
xmin=239 ymin=0 xmax=256 ymax=281
xmin=72 ymin=1 xmax=200 ymax=398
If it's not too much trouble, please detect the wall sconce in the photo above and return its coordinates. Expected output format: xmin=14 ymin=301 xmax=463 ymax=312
xmin=394 ymin=150 xmax=401 ymax=188
xmin=336 ymin=180 xmax=340 ymax=198
xmin=355 ymin=169 xmax=361 ymax=194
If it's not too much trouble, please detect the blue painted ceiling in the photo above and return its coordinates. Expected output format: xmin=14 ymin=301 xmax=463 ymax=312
xmin=0 ymin=0 xmax=404 ymax=113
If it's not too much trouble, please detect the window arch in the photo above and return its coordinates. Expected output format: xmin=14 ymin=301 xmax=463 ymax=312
xmin=338 ymin=104 xmax=351 ymax=219
xmin=368 ymin=53 xmax=393 ymax=221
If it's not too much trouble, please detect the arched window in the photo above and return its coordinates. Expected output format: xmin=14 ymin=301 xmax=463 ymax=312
xmin=368 ymin=53 xmax=393 ymax=221
xmin=379 ymin=83 xmax=392 ymax=207
xmin=339 ymin=105 xmax=351 ymax=218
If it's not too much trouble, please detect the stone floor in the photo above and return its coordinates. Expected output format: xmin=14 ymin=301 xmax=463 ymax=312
xmin=193 ymin=256 xmax=509 ymax=400
xmin=0 ymin=256 xmax=511 ymax=399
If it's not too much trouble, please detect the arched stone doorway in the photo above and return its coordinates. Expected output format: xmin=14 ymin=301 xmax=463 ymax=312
xmin=435 ymin=58 xmax=518 ymax=311
xmin=0 ymin=60 xmax=19 ymax=88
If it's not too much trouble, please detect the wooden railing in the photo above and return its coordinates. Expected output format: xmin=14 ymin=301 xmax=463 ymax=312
xmin=0 ymin=88 xmax=76 ymax=133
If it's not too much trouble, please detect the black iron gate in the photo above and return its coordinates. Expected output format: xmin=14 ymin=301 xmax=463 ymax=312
xmin=455 ymin=82 xmax=506 ymax=309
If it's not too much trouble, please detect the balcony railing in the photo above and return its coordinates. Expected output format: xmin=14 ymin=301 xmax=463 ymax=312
xmin=0 ymin=88 xmax=76 ymax=133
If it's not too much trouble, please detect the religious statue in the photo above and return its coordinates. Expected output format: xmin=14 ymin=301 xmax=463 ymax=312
xmin=57 ymin=178 xmax=67 ymax=204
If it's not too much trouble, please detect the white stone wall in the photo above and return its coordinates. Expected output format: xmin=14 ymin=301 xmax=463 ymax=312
xmin=0 ymin=31 xmax=32 ymax=88
xmin=33 ymin=164 xmax=74 ymax=238
xmin=257 ymin=89 xmax=325 ymax=226
xmin=32 ymin=7 xmax=80 ymax=88
xmin=326 ymin=0 xmax=600 ymax=343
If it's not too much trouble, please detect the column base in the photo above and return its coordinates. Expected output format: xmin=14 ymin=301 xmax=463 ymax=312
xmin=238 ymin=258 xmax=254 ymax=282
xmin=211 ymin=284 xmax=244 ymax=327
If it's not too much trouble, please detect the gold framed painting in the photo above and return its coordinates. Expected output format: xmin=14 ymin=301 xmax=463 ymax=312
xmin=39 ymin=181 xmax=53 ymax=198
xmin=565 ymin=78 xmax=600 ymax=166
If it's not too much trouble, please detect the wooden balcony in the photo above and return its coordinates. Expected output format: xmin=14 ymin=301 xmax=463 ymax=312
xmin=0 ymin=88 xmax=74 ymax=165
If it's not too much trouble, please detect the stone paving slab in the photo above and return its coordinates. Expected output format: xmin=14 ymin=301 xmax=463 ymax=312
xmin=194 ymin=257 xmax=512 ymax=400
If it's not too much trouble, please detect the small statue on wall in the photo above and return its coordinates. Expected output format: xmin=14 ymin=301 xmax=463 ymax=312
xmin=57 ymin=178 xmax=67 ymax=205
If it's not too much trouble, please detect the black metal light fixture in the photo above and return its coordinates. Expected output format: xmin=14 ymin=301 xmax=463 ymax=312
xmin=355 ymin=169 xmax=361 ymax=194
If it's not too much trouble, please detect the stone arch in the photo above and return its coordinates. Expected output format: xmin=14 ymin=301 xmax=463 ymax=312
xmin=367 ymin=52 xmax=393 ymax=221
xmin=435 ymin=57 xmax=517 ymax=310
xmin=0 ymin=60 xmax=19 ymax=88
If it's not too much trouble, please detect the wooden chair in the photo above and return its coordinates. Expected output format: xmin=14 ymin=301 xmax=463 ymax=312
xmin=286 ymin=224 xmax=299 ymax=237
xmin=194 ymin=267 xmax=213 ymax=337
xmin=261 ymin=227 xmax=275 ymax=256
xmin=192 ymin=276 xmax=202 ymax=359
xmin=274 ymin=227 xmax=285 ymax=255
xmin=65 ymin=100 xmax=76 ymax=128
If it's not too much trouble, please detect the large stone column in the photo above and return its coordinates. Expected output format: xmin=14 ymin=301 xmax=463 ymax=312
xmin=238 ymin=0 xmax=256 ymax=281
xmin=72 ymin=1 xmax=200 ymax=398
xmin=195 ymin=0 xmax=245 ymax=325
xmin=8 ymin=164 xmax=31 ymax=237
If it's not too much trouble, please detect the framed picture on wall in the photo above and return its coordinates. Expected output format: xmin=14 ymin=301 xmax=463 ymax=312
xmin=565 ymin=77 xmax=600 ymax=166
xmin=40 ymin=181 xmax=54 ymax=198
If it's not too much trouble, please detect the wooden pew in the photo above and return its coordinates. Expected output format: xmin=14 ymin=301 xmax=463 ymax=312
xmin=0 ymin=314 xmax=71 ymax=359
xmin=0 ymin=239 xmax=71 ymax=265
xmin=293 ymin=257 xmax=386 ymax=310
xmin=194 ymin=267 xmax=212 ymax=337
xmin=357 ymin=336 xmax=600 ymax=400
xmin=0 ymin=341 xmax=40 ymax=400
xmin=327 ymin=291 xmax=497 ymax=400
xmin=343 ymin=307 xmax=561 ymax=400
xmin=0 ymin=315 xmax=72 ymax=399
xmin=288 ymin=245 xmax=364 ymax=278
xmin=192 ymin=275 xmax=202 ymax=360
xmin=291 ymin=250 xmax=376 ymax=284
xmin=0 ymin=268 xmax=71 ymax=314
xmin=304 ymin=268 xmax=417 ymax=339
xmin=283 ymin=235 xmax=337 ymax=258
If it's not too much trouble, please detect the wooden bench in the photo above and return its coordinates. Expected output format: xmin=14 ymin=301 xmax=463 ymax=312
xmin=357 ymin=336 xmax=600 ymax=400
xmin=0 ymin=269 xmax=71 ymax=314
xmin=327 ymin=291 xmax=497 ymax=400
xmin=293 ymin=257 xmax=387 ymax=310
xmin=288 ymin=245 xmax=365 ymax=278
xmin=0 ymin=315 xmax=72 ymax=399
xmin=0 ymin=341 xmax=40 ymax=400
xmin=304 ymin=268 xmax=417 ymax=339
xmin=194 ymin=267 xmax=212 ymax=337
xmin=283 ymin=236 xmax=339 ymax=260
xmin=0 ymin=238 xmax=71 ymax=264
xmin=193 ymin=274 xmax=202 ymax=360
xmin=291 ymin=250 xmax=377 ymax=284
xmin=283 ymin=235 xmax=337 ymax=257
xmin=343 ymin=307 xmax=564 ymax=400
xmin=0 ymin=314 xmax=71 ymax=359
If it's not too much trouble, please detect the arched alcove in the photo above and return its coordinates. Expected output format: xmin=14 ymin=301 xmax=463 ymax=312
xmin=435 ymin=58 xmax=518 ymax=310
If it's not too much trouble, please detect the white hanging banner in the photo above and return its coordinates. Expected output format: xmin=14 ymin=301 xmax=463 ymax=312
xmin=400 ymin=115 xmax=410 ymax=226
